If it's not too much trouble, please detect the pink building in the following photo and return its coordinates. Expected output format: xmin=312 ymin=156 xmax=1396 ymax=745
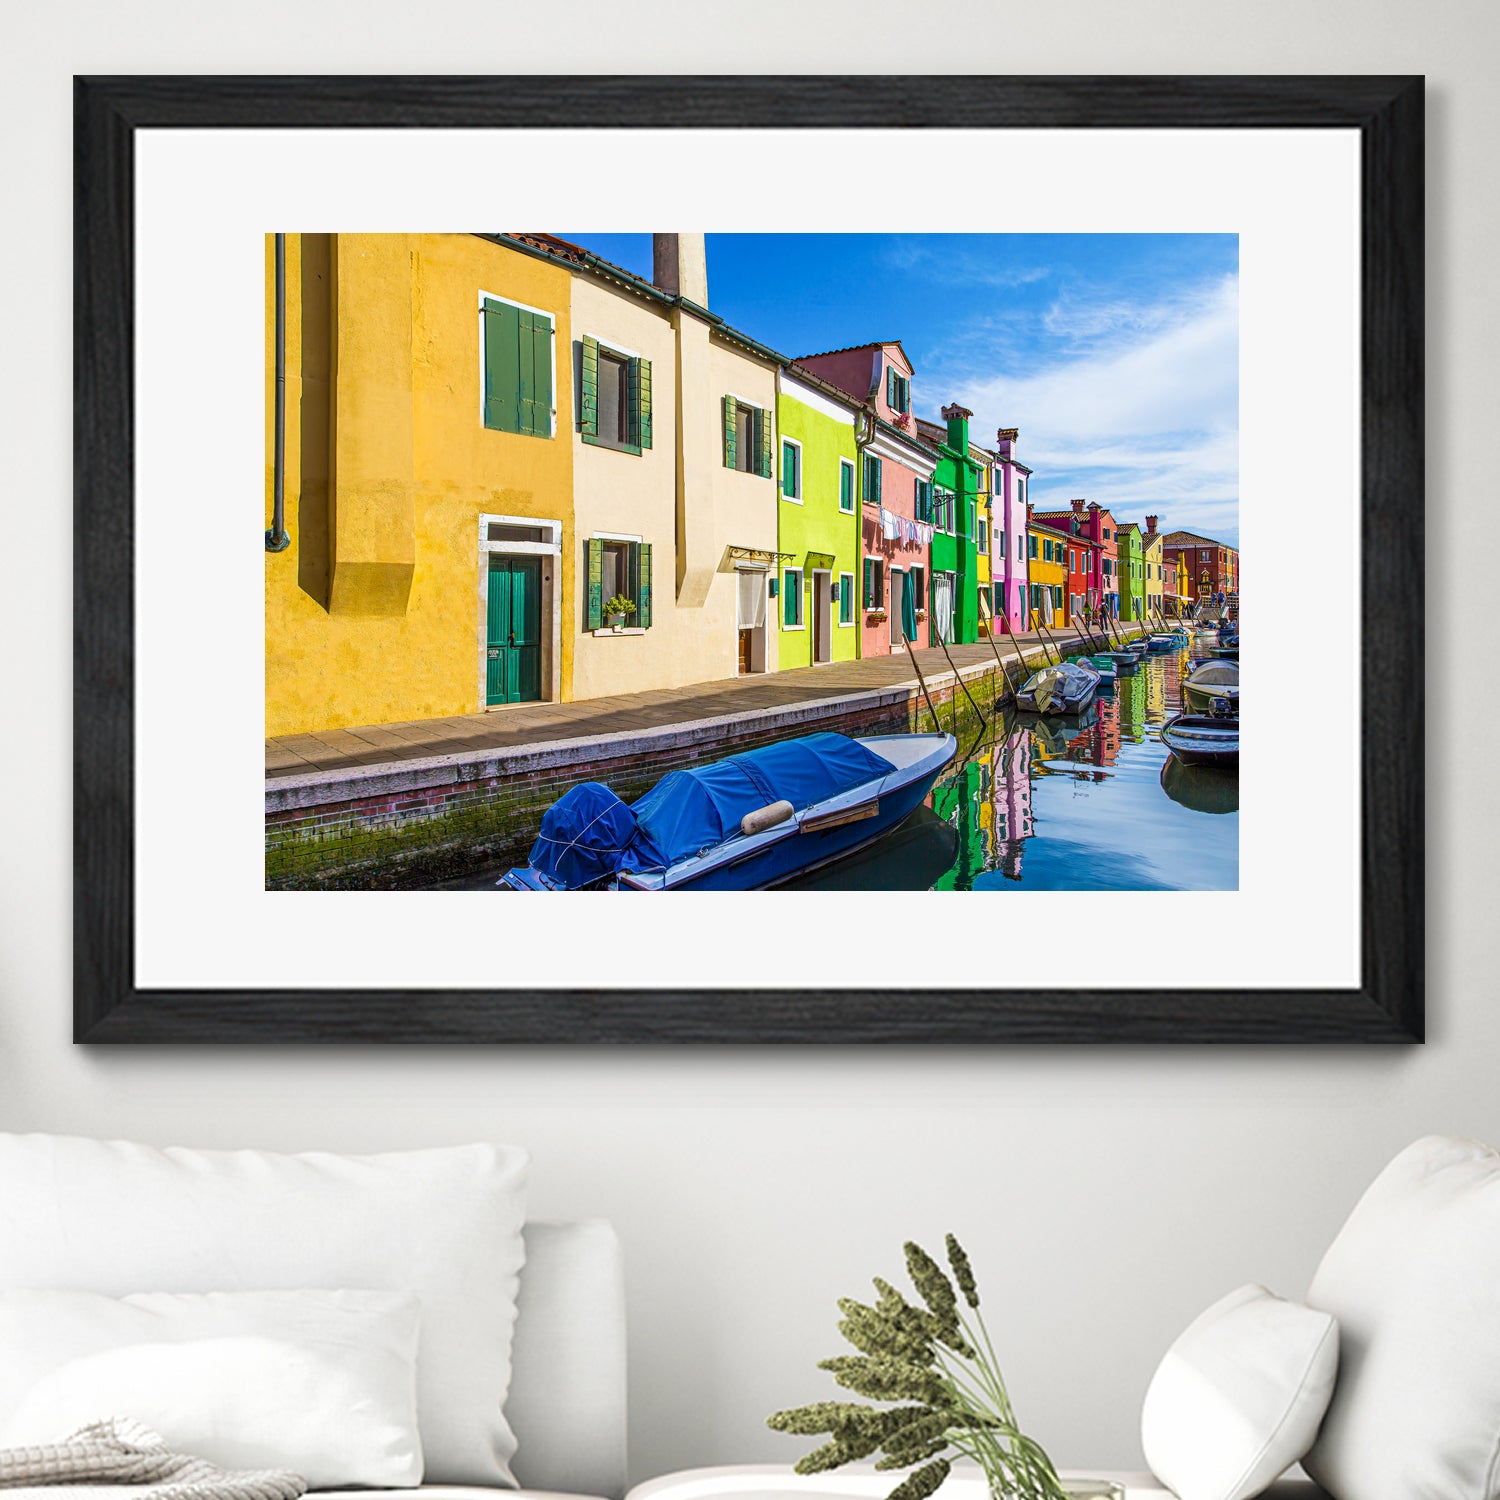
xmin=796 ymin=341 xmax=937 ymax=657
xmin=992 ymin=428 xmax=1031 ymax=632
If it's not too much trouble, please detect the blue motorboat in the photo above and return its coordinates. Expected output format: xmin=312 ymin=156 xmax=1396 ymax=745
xmin=1147 ymin=634 xmax=1179 ymax=653
xmin=500 ymin=730 xmax=957 ymax=891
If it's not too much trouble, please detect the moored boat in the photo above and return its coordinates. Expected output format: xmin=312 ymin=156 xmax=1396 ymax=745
xmin=1160 ymin=756 xmax=1240 ymax=814
xmin=1161 ymin=713 xmax=1239 ymax=769
xmin=1147 ymin=634 xmax=1178 ymax=653
xmin=500 ymin=730 xmax=957 ymax=892
xmin=1182 ymin=658 xmax=1240 ymax=715
xmin=1016 ymin=660 xmax=1100 ymax=716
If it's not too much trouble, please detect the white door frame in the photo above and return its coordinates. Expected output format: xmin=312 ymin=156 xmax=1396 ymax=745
xmin=812 ymin=568 xmax=833 ymax=664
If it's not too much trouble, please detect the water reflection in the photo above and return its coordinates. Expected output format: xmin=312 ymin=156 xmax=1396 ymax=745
xmin=790 ymin=643 xmax=1238 ymax=893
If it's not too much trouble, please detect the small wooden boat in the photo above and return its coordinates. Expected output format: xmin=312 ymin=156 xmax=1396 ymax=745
xmin=500 ymin=730 xmax=957 ymax=891
xmin=1209 ymin=644 xmax=1239 ymax=660
xmin=1016 ymin=660 xmax=1100 ymax=715
xmin=1074 ymin=653 xmax=1117 ymax=684
xmin=1147 ymin=634 xmax=1179 ymax=653
xmin=1125 ymin=637 xmax=1149 ymax=654
xmin=1182 ymin=658 xmax=1240 ymax=715
xmin=1161 ymin=713 xmax=1239 ymax=769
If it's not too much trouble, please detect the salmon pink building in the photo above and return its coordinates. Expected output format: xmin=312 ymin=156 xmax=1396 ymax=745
xmin=796 ymin=340 xmax=936 ymax=656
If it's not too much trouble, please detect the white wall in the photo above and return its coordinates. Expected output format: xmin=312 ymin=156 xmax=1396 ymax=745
xmin=2 ymin=0 xmax=1496 ymax=1486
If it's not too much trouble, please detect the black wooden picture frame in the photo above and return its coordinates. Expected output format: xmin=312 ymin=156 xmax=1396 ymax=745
xmin=74 ymin=75 xmax=1424 ymax=1044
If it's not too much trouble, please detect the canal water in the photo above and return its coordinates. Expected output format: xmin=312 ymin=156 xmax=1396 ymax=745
xmin=790 ymin=638 xmax=1236 ymax=892
xmin=436 ymin=639 xmax=1236 ymax=892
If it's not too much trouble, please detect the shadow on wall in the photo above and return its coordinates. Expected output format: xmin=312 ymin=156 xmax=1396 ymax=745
xmin=297 ymin=232 xmax=332 ymax=611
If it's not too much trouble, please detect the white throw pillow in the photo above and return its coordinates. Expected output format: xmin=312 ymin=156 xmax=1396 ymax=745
xmin=0 ymin=1134 xmax=528 ymax=1487
xmin=0 ymin=1289 xmax=421 ymax=1489
xmin=1303 ymin=1134 xmax=1500 ymax=1500
xmin=1142 ymin=1283 xmax=1338 ymax=1500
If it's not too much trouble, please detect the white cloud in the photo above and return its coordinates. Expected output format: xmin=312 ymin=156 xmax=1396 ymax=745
xmin=929 ymin=273 xmax=1240 ymax=544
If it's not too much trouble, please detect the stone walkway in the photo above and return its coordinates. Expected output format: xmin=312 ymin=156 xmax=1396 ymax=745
xmin=265 ymin=626 xmax=1131 ymax=780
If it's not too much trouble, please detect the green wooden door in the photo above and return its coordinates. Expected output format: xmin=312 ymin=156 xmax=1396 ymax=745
xmin=486 ymin=557 xmax=543 ymax=705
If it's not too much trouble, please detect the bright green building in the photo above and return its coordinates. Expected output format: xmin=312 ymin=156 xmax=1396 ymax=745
xmin=1116 ymin=522 xmax=1147 ymax=622
xmin=775 ymin=368 xmax=863 ymax=668
xmin=919 ymin=404 xmax=982 ymax=645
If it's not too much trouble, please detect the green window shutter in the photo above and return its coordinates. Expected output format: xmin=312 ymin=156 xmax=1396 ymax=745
xmin=586 ymin=538 xmax=603 ymax=631
xmin=783 ymin=572 xmax=797 ymax=626
xmin=863 ymin=558 xmax=874 ymax=608
xmin=840 ymin=462 xmax=853 ymax=511
xmin=636 ymin=542 xmax=652 ymax=628
xmin=518 ymin=310 xmax=553 ymax=437
xmin=580 ymin=335 xmax=600 ymax=440
xmin=624 ymin=352 xmax=641 ymax=449
xmin=840 ymin=575 xmax=851 ymax=623
xmin=755 ymin=406 xmax=772 ymax=479
xmin=637 ymin=357 xmax=652 ymax=449
xmin=723 ymin=395 xmax=737 ymax=469
xmin=886 ymin=367 xmax=895 ymax=407
xmin=782 ymin=441 xmax=796 ymax=498
xmin=482 ymin=298 xmax=522 ymax=433
xmin=872 ymin=457 xmax=882 ymax=505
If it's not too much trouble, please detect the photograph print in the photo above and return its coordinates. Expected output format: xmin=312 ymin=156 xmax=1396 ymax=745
xmin=265 ymin=230 xmax=1241 ymax=895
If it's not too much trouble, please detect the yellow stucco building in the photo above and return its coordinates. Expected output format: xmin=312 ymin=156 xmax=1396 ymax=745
xmin=265 ymin=233 xmax=576 ymax=736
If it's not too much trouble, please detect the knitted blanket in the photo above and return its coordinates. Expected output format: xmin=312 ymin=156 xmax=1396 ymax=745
xmin=0 ymin=1419 xmax=306 ymax=1500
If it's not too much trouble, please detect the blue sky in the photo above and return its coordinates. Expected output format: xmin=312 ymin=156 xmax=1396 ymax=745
xmin=559 ymin=233 xmax=1239 ymax=547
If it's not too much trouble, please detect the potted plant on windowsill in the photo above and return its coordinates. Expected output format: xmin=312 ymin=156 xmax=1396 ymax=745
xmin=915 ymin=608 xmax=928 ymax=622
xmin=602 ymin=595 xmax=636 ymax=632
xmin=865 ymin=608 xmax=888 ymax=623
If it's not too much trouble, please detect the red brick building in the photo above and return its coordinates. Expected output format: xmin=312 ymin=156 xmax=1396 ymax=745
xmin=1161 ymin=529 xmax=1240 ymax=610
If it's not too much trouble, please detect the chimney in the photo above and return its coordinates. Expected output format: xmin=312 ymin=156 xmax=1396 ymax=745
xmin=941 ymin=403 xmax=972 ymax=452
xmin=653 ymin=234 xmax=708 ymax=306
xmin=1071 ymin=498 xmax=1086 ymax=516
xmin=997 ymin=427 xmax=1018 ymax=461
xmin=1146 ymin=515 xmax=1158 ymax=534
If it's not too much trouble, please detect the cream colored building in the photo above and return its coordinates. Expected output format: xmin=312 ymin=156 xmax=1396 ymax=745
xmin=513 ymin=233 xmax=781 ymax=699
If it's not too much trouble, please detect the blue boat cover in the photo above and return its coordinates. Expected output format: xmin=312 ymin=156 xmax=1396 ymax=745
xmin=526 ymin=781 xmax=644 ymax=890
xmin=627 ymin=732 xmax=895 ymax=869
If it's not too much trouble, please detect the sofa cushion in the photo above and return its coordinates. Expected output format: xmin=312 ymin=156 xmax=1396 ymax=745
xmin=1304 ymin=1134 xmax=1500 ymax=1500
xmin=0 ymin=1288 xmax=422 ymax=1488
xmin=0 ymin=1134 xmax=528 ymax=1488
xmin=1141 ymin=1284 xmax=1337 ymax=1500
xmin=508 ymin=1221 xmax=627 ymax=1499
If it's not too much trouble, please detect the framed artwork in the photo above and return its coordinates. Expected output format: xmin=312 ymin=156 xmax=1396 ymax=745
xmin=74 ymin=75 xmax=1423 ymax=1043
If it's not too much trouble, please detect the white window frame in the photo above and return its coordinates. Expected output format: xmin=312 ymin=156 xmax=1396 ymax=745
xmin=477 ymin=289 xmax=557 ymax=439
xmin=782 ymin=567 xmax=806 ymax=630
xmin=838 ymin=571 xmax=856 ymax=627
xmin=838 ymin=456 xmax=856 ymax=514
xmin=780 ymin=435 xmax=804 ymax=504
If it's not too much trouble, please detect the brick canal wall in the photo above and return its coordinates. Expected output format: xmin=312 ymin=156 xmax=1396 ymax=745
xmin=265 ymin=656 xmax=1034 ymax=890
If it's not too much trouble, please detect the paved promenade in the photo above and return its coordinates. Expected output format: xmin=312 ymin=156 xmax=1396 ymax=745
xmin=265 ymin=626 xmax=1126 ymax=781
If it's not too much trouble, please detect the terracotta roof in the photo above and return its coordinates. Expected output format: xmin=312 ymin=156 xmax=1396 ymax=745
xmin=1160 ymin=529 xmax=1236 ymax=551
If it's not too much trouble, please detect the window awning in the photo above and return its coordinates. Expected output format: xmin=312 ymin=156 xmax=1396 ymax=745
xmin=804 ymin=551 xmax=836 ymax=571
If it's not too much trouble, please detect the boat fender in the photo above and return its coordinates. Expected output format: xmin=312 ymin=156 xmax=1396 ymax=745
xmin=740 ymin=800 xmax=795 ymax=836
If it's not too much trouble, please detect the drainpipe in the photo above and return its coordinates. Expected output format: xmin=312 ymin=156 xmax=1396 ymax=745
xmin=265 ymin=233 xmax=291 ymax=552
